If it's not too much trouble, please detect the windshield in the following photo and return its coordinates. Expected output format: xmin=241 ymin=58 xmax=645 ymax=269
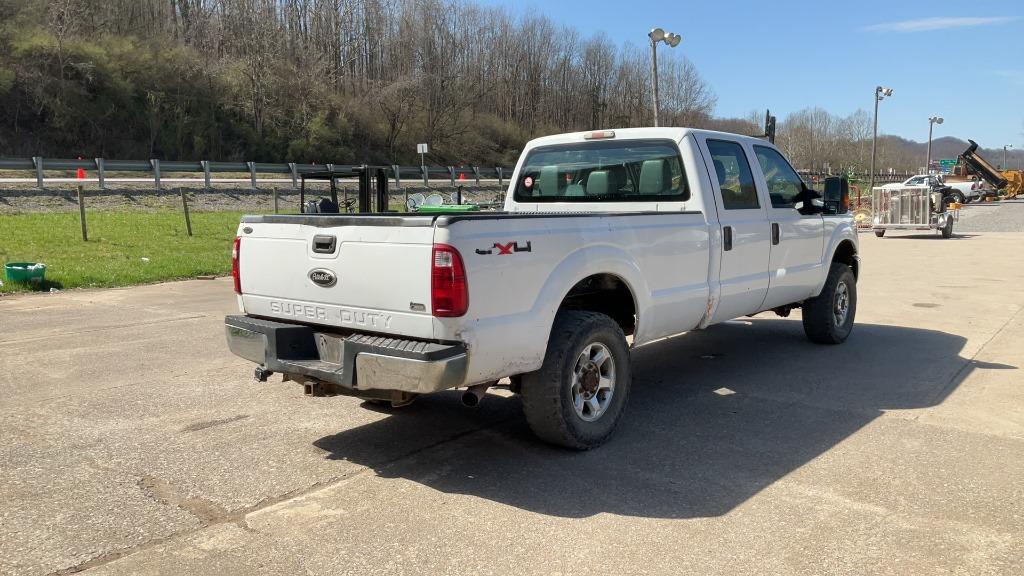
xmin=514 ymin=139 xmax=689 ymax=202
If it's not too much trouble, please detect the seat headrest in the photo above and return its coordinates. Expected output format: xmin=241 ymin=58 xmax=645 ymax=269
xmin=639 ymin=159 xmax=672 ymax=194
xmin=713 ymin=159 xmax=727 ymax=187
xmin=537 ymin=165 xmax=562 ymax=196
xmin=585 ymin=171 xmax=611 ymax=195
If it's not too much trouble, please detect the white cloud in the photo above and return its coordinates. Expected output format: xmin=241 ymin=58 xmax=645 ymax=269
xmin=863 ymin=16 xmax=1016 ymax=33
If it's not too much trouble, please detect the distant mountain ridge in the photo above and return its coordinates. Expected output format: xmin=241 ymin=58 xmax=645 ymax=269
xmin=879 ymin=135 xmax=1023 ymax=169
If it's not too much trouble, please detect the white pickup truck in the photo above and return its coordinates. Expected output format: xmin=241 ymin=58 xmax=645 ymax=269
xmin=880 ymin=174 xmax=987 ymax=203
xmin=226 ymin=128 xmax=860 ymax=448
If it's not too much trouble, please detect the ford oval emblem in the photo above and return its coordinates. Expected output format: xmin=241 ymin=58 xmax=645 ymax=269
xmin=308 ymin=268 xmax=337 ymax=287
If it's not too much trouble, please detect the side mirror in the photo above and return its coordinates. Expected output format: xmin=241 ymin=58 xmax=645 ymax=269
xmin=822 ymin=177 xmax=849 ymax=215
xmin=795 ymin=181 xmax=823 ymax=215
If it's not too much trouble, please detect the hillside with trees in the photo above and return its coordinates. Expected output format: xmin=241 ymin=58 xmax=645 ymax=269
xmin=0 ymin=0 xmax=1018 ymax=171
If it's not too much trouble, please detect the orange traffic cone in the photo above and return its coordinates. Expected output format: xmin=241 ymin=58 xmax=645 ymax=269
xmin=458 ymin=172 xmax=466 ymax=181
xmin=76 ymin=156 xmax=85 ymax=179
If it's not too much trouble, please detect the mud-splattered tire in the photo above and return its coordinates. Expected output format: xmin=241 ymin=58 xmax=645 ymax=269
xmin=802 ymin=262 xmax=856 ymax=345
xmin=520 ymin=310 xmax=631 ymax=450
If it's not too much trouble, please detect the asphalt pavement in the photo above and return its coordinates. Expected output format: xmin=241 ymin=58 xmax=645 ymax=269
xmin=955 ymin=197 xmax=1024 ymax=233
xmin=1 ymin=228 xmax=1023 ymax=575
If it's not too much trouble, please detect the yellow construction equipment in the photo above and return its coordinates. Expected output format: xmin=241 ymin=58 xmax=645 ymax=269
xmin=955 ymin=140 xmax=1008 ymax=199
xmin=1002 ymin=170 xmax=1023 ymax=199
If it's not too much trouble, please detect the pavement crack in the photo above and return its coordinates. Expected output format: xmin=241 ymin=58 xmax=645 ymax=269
xmin=180 ymin=414 xmax=250 ymax=432
xmin=138 ymin=474 xmax=231 ymax=525
xmin=51 ymin=418 xmax=515 ymax=575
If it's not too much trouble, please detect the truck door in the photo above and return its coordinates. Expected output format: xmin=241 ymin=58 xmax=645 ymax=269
xmin=698 ymin=137 xmax=772 ymax=322
xmin=751 ymin=145 xmax=824 ymax=310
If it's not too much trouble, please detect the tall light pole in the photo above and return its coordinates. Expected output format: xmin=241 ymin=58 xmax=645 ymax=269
xmin=926 ymin=116 xmax=943 ymax=174
xmin=1004 ymin=145 xmax=1013 ymax=170
xmin=648 ymin=27 xmax=681 ymax=127
xmin=868 ymin=86 xmax=894 ymax=194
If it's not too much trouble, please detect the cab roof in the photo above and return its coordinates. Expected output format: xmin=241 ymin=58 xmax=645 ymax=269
xmin=523 ymin=127 xmax=774 ymax=150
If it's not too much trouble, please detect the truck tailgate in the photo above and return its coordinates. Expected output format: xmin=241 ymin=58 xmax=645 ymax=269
xmin=237 ymin=217 xmax=437 ymax=340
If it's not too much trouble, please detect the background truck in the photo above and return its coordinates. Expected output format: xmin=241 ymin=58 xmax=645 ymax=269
xmin=225 ymin=128 xmax=860 ymax=449
xmin=879 ymin=174 xmax=986 ymax=204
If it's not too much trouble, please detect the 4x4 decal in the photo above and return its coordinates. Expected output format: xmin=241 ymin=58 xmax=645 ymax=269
xmin=476 ymin=241 xmax=532 ymax=255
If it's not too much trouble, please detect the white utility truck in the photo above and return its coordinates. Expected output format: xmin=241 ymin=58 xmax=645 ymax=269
xmin=226 ymin=128 xmax=860 ymax=449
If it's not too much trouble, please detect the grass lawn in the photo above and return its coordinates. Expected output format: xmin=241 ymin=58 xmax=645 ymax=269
xmin=1 ymin=211 xmax=245 ymax=294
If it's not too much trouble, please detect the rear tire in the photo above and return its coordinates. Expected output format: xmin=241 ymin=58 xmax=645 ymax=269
xmin=950 ymin=191 xmax=966 ymax=205
xmin=520 ymin=310 xmax=631 ymax=450
xmin=802 ymin=262 xmax=856 ymax=345
xmin=874 ymin=229 xmax=885 ymax=237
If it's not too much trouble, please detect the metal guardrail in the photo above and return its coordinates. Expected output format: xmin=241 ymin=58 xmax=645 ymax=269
xmin=0 ymin=157 xmax=511 ymax=190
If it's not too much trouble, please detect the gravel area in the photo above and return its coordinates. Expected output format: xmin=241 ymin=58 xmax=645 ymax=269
xmin=955 ymin=198 xmax=1024 ymax=233
xmin=0 ymin=184 xmax=506 ymax=214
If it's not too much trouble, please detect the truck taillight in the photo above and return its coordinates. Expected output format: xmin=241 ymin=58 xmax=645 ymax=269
xmin=431 ymin=244 xmax=468 ymax=317
xmin=232 ymin=236 xmax=242 ymax=294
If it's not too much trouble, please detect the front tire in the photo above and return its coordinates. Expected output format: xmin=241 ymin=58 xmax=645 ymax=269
xmin=802 ymin=262 xmax=856 ymax=345
xmin=520 ymin=310 xmax=631 ymax=450
xmin=950 ymin=191 xmax=966 ymax=205
xmin=941 ymin=216 xmax=954 ymax=239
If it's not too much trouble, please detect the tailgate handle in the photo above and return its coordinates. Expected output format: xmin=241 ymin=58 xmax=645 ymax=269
xmin=312 ymin=235 xmax=337 ymax=254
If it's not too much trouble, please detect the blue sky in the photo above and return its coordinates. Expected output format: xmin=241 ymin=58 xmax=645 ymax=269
xmin=475 ymin=0 xmax=1023 ymax=147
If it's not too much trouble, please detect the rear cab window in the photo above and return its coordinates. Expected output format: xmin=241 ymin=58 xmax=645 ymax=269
xmin=514 ymin=139 xmax=690 ymax=202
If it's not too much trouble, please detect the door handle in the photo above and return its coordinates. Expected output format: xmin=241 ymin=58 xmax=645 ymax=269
xmin=771 ymin=222 xmax=780 ymax=245
xmin=312 ymin=234 xmax=337 ymax=254
xmin=723 ymin=226 xmax=733 ymax=251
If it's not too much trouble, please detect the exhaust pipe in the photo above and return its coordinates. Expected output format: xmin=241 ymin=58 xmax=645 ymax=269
xmin=461 ymin=383 xmax=491 ymax=407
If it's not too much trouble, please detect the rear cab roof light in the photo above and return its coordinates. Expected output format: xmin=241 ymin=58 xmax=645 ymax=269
xmin=583 ymin=130 xmax=616 ymax=140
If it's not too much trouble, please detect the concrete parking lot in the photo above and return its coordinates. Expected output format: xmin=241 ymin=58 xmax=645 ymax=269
xmin=2 ymin=220 xmax=1023 ymax=575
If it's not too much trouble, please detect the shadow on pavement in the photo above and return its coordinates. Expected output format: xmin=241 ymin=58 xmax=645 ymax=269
xmin=879 ymin=233 xmax=979 ymax=240
xmin=314 ymin=319 xmax=1014 ymax=519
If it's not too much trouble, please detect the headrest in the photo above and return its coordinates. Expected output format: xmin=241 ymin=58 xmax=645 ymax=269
xmin=585 ymin=171 xmax=611 ymax=195
xmin=537 ymin=165 xmax=562 ymax=196
xmin=639 ymin=159 xmax=672 ymax=194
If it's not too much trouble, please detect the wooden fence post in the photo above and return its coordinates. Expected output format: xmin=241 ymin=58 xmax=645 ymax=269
xmin=180 ymin=188 xmax=193 ymax=237
xmin=77 ymin=185 xmax=88 ymax=241
xmin=273 ymin=186 xmax=279 ymax=214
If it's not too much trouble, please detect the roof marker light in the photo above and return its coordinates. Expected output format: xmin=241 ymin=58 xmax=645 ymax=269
xmin=583 ymin=130 xmax=616 ymax=140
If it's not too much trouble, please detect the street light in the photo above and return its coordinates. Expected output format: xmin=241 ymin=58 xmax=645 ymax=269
xmin=926 ymin=116 xmax=943 ymax=175
xmin=648 ymin=27 xmax=681 ymax=127
xmin=1004 ymin=145 xmax=1013 ymax=170
xmin=868 ymin=86 xmax=894 ymax=194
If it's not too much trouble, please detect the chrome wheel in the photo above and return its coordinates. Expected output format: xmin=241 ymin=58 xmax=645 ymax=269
xmin=833 ymin=281 xmax=850 ymax=327
xmin=571 ymin=342 xmax=616 ymax=422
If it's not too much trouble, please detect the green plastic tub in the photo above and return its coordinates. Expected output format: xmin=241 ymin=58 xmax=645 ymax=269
xmin=4 ymin=262 xmax=47 ymax=284
xmin=416 ymin=204 xmax=480 ymax=214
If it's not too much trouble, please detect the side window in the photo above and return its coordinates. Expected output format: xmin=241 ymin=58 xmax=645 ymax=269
xmin=754 ymin=146 xmax=804 ymax=209
xmin=706 ymin=139 xmax=759 ymax=210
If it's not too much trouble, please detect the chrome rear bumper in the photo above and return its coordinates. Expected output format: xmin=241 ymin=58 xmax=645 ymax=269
xmin=225 ymin=315 xmax=467 ymax=394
